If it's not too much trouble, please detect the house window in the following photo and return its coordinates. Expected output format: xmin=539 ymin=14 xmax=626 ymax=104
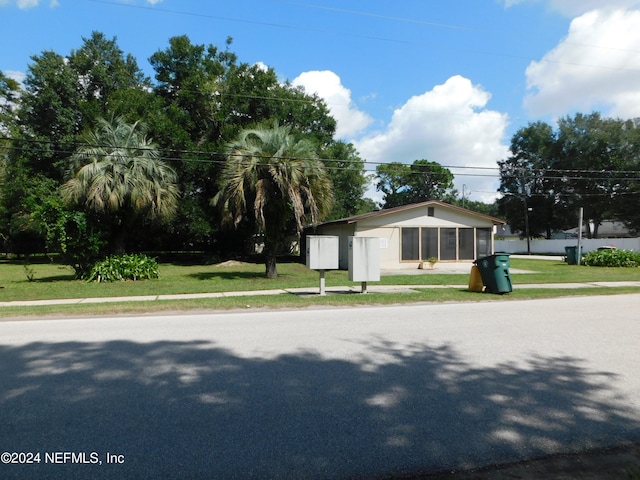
xmin=476 ymin=228 xmax=492 ymax=258
xmin=458 ymin=228 xmax=475 ymax=260
xmin=427 ymin=207 xmax=435 ymax=217
xmin=401 ymin=226 xmax=492 ymax=262
xmin=440 ymin=228 xmax=457 ymax=260
xmin=401 ymin=228 xmax=420 ymax=260
xmin=421 ymin=228 xmax=438 ymax=259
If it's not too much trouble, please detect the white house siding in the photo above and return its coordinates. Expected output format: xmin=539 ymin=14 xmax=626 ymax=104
xmin=354 ymin=207 xmax=482 ymax=229
xmin=352 ymin=226 xmax=399 ymax=270
xmin=310 ymin=223 xmax=355 ymax=269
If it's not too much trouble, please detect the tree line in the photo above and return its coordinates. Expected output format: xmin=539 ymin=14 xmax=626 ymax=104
xmin=0 ymin=33 xmax=372 ymax=273
xmin=498 ymin=113 xmax=640 ymax=239
xmin=4 ymin=32 xmax=636 ymax=277
xmin=0 ymin=32 xmax=474 ymax=277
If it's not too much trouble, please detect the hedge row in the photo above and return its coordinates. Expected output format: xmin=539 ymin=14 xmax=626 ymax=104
xmin=582 ymin=249 xmax=640 ymax=267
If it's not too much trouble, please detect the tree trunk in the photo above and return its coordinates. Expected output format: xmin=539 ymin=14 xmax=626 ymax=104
xmin=592 ymin=219 xmax=600 ymax=239
xmin=111 ymin=215 xmax=136 ymax=255
xmin=263 ymin=218 xmax=284 ymax=279
xmin=112 ymin=228 xmax=127 ymax=256
xmin=265 ymin=254 xmax=278 ymax=279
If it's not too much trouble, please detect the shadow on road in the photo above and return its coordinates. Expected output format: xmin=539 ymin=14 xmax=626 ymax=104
xmin=1 ymin=339 xmax=638 ymax=479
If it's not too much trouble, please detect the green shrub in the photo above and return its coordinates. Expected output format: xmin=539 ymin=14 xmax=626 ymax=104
xmin=582 ymin=249 xmax=640 ymax=267
xmin=35 ymin=199 xmax=107 ymax=278
xmin=87 ymin=254 xmax=159 ymax=282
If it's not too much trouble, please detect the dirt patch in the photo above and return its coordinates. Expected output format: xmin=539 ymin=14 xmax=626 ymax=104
xmin=214 ymin=260 xmax=251 ymax=268
xmin=405 ymin=444 xmax=640 ymax=480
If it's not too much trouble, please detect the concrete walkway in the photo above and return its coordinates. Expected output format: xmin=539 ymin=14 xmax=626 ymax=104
xmin=2 ymin=280 xmax=639 ymax=308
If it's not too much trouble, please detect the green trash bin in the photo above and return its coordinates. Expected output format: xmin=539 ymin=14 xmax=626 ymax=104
xmin=565 ymin=246 xmax=581 ymax=265
xmin=474 ymin=253 xmax=512 ymax=294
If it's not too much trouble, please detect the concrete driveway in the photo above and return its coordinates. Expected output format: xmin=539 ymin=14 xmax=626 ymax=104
xmin=1 ymin=294 xmax=639 ymax=479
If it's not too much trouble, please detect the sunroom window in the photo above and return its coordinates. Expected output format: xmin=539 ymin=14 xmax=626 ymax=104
xmin=401 ymin=226 xmax=491 ymax=261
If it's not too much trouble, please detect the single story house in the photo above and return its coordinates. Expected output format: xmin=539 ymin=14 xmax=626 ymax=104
xmin=560 ymin=220 xmax=634 ymax=239
xmin=307 ymin=200 xmax=506 ymax=270
xmin=497 ymin=221 xmax=634 ymax=240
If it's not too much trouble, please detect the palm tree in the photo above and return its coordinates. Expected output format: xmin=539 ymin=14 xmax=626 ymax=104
xmin=214 ymin=123 xmax=333 ymax=278
xmin=62 ymin=116 xmax=179 ymax=254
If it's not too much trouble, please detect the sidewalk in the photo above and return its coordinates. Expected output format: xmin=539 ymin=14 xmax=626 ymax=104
xmin=2 ymin=255 xmax=636 ymax=308
xmin=2 ymin=281 xmax=639 ymax=308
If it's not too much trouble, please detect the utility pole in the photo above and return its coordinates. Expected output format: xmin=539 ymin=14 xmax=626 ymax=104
xmin=577 ymin=207 xmax=583 ymax=265
xmin=462 ymin=184 xmax=466 ymax=209
xmin=523 ymin=196 xmax=531 ymax=255
xmin=503 ymin=192 xmax=531 ymax=255
xmin=518 ymin=168 xmax=531 ymax=255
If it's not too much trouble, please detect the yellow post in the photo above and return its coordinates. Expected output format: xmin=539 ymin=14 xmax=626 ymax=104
xmin=468 ymin=265 xmax=484 ymax=292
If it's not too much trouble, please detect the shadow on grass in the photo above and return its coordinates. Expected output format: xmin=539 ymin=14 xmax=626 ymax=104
xmin=0 ymin=256 xmax=56 ymax=266
xmin=189 ymin=271 xmax=265 ymax=281
xmin=1 ymin=338 xmax=638 ymax=480
xmin=188 ymin=271 xmax=293 ymax=282
xmin=29 ymin=274 xmax=78 ymax=283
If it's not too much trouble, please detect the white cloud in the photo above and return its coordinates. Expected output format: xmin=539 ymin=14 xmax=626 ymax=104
xmin=292 ymin=70 xmax=373 ymax=139
xmin=0 ymin=0 xmax=59 ymax=7
xmin=502 ymin=0 xmax=640 ymax=17
xmin=5 ymin=70 xmax=25 ymax=85
xmin=1 ymin=71 xmax=24 ymax=122
xmin=17 ymin=0 xmax=39 ymax=7
xmin=524 ymin=8 xmax=640 ymax=119
xmin=354 ymin=75 xmax=509 ymax=202
xmin=254 ymin=61 xmax=269 ymax=72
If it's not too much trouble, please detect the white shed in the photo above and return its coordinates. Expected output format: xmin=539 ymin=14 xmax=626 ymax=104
xmin=308 ymin=201 xmax=506 ymax=270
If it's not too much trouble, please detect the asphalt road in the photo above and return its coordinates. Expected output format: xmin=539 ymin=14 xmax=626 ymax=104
xmin=1 ymin=295 xmax=639 ymax=479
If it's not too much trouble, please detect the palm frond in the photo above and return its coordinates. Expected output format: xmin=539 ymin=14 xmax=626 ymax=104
xmin=62 ymin=115 xmax=179 ymax=223
xmin=215 ymin=122 xmax=333 ymax=240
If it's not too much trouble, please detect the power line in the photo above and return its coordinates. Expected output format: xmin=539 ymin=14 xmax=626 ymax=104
xmin=3 ymin=139 xmax=640 ymax=183
xmin=499 ymin=191 xmax=640 ymax=198
xmin=0 ymin=136 xmax=497 ymax=172
xmin=0 ymin=139 xmax=477 ymax=173
xmin=0 ymin=136 xmax=637 ymax=176
xmin=275 ymin=1 xmax=491 ymax=33
xmin=87 ymin=0 xmax=415 ymax=47
xmin=86 ymin=0 xmax=640 ymax=75
xmin=8 ymin=3 xmax=632 ymax=129
xmin=278 ymin=0 xmax=640 ymax=56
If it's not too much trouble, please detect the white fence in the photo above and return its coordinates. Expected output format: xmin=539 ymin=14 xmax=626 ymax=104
xmin=494 ymin=237 xmax=640 ymax=255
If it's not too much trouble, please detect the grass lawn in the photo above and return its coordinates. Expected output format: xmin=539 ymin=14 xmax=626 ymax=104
xmin=1 ymin=256 xmax=638 ymax=317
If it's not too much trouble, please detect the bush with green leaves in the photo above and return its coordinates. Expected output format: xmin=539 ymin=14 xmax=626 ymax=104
xmin=34 ymin=197 xmax=107 ymax=278
xmin=87 ymin=254 xmax=159 ymax=282
xmin=582 ymin=249 xmax=640 ymax=267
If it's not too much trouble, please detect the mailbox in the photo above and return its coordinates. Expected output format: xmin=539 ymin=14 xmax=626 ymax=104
xmin=306 ymin=235 xmax=339 ymax=296
xmin=306 ymin=235 xmax=339 ymax=270
xmin=348 ymin=236 xmax=380 ymax=284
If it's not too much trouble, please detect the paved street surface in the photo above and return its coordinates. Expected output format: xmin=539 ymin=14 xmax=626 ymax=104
xmin=1 ymin=295 xmax=639 ymax=479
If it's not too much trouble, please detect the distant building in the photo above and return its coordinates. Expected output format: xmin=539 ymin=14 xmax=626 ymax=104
xmin=560 ymin=220 xmax=633 ymax=239
xmin=497 ymin=220 xmax=633 ymax=240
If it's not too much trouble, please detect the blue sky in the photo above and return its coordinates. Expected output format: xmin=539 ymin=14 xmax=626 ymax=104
xmin=2 ymin=0 xmax=640 ymax=201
